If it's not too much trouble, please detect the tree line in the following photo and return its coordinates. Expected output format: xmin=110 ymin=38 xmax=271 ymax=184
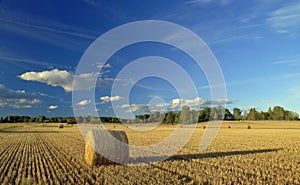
xmin=0 ymin=105 xmax=298 ymax=124
xmin=0 ymin=115 xmax=75 ymax=124
xmin=235 ymin=106 xmax=299 ymax=121
xmin=132 ymin=105 xmax=299 ymax=124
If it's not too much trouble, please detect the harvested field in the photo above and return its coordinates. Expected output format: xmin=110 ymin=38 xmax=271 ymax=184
xmin=0 ymin=121 xmax=299 ymax=184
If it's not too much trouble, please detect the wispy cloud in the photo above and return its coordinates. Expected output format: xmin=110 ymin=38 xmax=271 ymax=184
xmin=0 ymin=55 xmax=70 ymax=69
xmin=0 ymin=18 xmax=97 ymax=40
xmin=267 ymin=2 xmax=300 ymax=34
xmin=205 ymin=72 xmax=300 ymax=91
xmin=0 ymin=7 xmax=97 ymax=50
xmin=272 ymin=55 xmax=300 ymax=66
xmin=0 ymin=84 xmax=42 ymax=109
xmin=81 ymin=0 xmax=134 ymax=22
xmin=210 ymin=34 xmax=251 ymax=45
xmin=187 ymin=0 xmax=232 ymax=6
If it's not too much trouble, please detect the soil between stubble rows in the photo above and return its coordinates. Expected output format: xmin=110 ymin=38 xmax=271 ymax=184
xmin=0 ymin=121 xmax=299 ymax=184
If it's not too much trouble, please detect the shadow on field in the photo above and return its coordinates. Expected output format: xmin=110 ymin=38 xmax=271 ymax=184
xmin=131 ymin=148 xmax=282 ymax=164
xmin=169 ymin=148 xmax=283 ymax=161
xmin=0 ymin=130 xmax=60 ymax=134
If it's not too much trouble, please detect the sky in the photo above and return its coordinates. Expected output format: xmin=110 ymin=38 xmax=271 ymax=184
xmin=0 ymin=0 xmax=300 ymax=118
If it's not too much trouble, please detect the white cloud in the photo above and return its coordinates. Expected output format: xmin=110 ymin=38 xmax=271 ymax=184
xmin=267 ymin=3 xmax=300 ymax=33
xmin=120 ymin=97 xmax=232 ymax=114
xmin=4 ymin=98 xmax=41 ymax=109
xmin=272 ymin=55 xmax=300 ymax=66
xmin=77 ymin=100 xmax=91 ymax=106
xmin=19 ymin=69 xmax=110 ymax=92
xmin=0 ymin=8 xmax=97 ymax=50
xmin=170 ymin=97 xmax=205 ymax=109
xmin=96 ymin=63 xmax=111 ymax=69
xmin=0 ymin=55 xmax=70 ymax=69
xmin=100 ymin=95 xmax=123 ymax=103
xmin=19 ymin=69 xmax=73 ymax=92
xmin=188 ymin=0 xmax=231 ymax=6
xmin=0 ymin=84 xmax=42 ymax=108
xmin=170 ymin=97 xmax=232 ymax=109
xmin=121 ymin=104 xmax=150 ymax=113
xmin=48 ymin=105 xmax=58 ymax=110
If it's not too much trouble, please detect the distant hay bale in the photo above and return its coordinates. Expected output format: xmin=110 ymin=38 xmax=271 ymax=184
xmin=203 ymin=126 xmax=206 ymax=129
xmin=58 ymin=124 xmax=64 ymax=129
xmin=228 ymin=125 xmax=231 ymax=129
xmin=247 ymin=125 xmax=251 ymax=129
xmin=85 ymin=130 xmax=129 ymax=166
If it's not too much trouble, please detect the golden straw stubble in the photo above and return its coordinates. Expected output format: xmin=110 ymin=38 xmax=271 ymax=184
xmin=85 ymin=129 xmax=129 ymax=166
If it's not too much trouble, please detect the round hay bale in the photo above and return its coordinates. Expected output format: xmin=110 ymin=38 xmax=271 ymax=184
xmin=203 ymin=126 xmax=206 ymax=129
xmin=85 ymin=130 xmax=128 ymax=166
xmin=58 ymin=124 xmax=64 ymax=129
xmin=228 ymin=125 xmax=231 ymax=129
xmin=247 ymin=125 xmax=251 ymax=129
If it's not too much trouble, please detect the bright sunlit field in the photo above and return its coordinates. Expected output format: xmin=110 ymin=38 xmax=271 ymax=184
xmin=0 ymin=121 xmax=299 ymax=184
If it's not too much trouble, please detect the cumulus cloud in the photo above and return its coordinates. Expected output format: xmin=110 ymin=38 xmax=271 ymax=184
xmin=19 ymin=69 xmax=73 ymax=92
xmin=170 ymin=97 xmax=232 ymax=109
xmin=121 ymin=104 xmax=150 ymax=113
xmin=77 ymin=100 xmax=91 ymax=106
xmin=19 ymin=69 xmax=124 ymax=92
xmin=48 ymin=105 xmax=58 ymax=109
xmin=0 ymin=84 xmax=42 ymax=108
xmin=120 ymin=97 xmax=232 ymax=113
xmin=121 ymin=103 xmax=168 ymax=113
xmin=100 ymin=95 xmax=123 ymax=103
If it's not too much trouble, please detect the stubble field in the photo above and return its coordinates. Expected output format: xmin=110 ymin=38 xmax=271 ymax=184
xmin=0 ymin=121 xmax=299 ymax=184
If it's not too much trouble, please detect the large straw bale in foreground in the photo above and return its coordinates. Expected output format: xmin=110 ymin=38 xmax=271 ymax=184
xmin=85 ymin=130 xmax=129 ymax=166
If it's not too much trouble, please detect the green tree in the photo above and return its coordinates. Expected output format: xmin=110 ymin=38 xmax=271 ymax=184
xmin=268 ymin=107 xmax=273 ymax=120
xmin=149 ymin=112 xmax=163 ymax=123
xmin=174 ymin=112 xmax=180 ymax=123
xmin=210 ymin=106 xmax=224 ymax=120
xmin=224 ymin=108 xmax=233 ymax=120
xmin=246 ymin=108 xmax=258 ymax=120
xmin=272 ymin=106 xmax=285 ymax=120
xmin=29 ymin=117 xmax=35 ymax=122
xmin=7 ymin=115 xmax=15 ymax=123
xmin=260 ymin=111 xmax=269 ymax=120
xmin=67 ymin=117 xmax=77 ymax=124
xmin=36 ymin=115 xmax=46 ymax=123
xmin=189 ymin=110 xmax=199 ymax=123
xmin=165 ymin=112 xmax=174 ymax=124
xmin=285 ymin=111 xmax=299 ymax=120
xmin=199 ymin=107 xmax=211 ymax=121
xmin=233 ymin=108 xmax=242 ymax=120
xmin=180 ymin=106 xmax=190 ymax=124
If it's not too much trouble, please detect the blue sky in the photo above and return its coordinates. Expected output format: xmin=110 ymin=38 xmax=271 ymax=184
xmin=0 ymin=0 xmax=300 ymax=117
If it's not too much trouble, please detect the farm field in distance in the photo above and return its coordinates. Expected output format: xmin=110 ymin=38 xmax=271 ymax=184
xmin=0 ymin=121 xmax=299 ymax=184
